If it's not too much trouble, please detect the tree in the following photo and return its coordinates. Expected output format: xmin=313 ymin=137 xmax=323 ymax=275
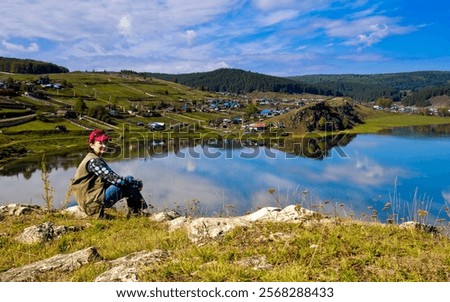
xmin=318 ymin=116 xmax=327 ymax=130
xmin=6 ymin=77 xmax=14 ymax=89
xmin=375 ymin=98 xmax=393 ymax=108
xmin=74 ymin=99 xmax=87 ymax=115
xmin=88 ymin=105 xmax=111 ymax=123
xmin=437 ymin=107 xmax=450 ymax=117
xmin=245 ymin=104 xmax=258 ymax=119
xmin=39 ymin=75 xmax=50 ymax=85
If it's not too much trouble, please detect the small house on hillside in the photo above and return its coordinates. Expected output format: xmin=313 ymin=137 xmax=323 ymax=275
xmin=148 ymin=122 xmax=166 ymax=131
xmin=249 ymin=122 xmax=267 ymax=132
xmin=260 ymin=109 xmax=272 ymax=117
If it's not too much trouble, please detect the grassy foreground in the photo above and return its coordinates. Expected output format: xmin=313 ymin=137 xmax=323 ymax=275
xmin=0 ymin=210 xmax=449 ymax=282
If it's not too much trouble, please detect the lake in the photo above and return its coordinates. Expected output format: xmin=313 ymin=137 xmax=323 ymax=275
xmin=1 ymin=125 xmax=450 ymax=225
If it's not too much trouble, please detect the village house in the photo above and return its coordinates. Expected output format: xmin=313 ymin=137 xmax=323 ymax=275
xmin=248 ymin=122 xmax=267 ymax=132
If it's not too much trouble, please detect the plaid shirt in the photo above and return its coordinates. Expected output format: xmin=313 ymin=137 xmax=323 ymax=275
xmin=86 ymin=157 xmax=142 ymax=189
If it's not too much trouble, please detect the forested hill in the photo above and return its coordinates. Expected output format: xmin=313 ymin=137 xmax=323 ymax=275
xmin=0 ymin=57 xmax=69 ymax=74
xmin=146 ymin=68 xmax=450 ymax=105
xmin=289 ymin=71 xmax=450 ymax=103
xmin=289 ymin=71 xmax=450 ymax=90
xmin=144 ymin=68 xmax=321 ymax=95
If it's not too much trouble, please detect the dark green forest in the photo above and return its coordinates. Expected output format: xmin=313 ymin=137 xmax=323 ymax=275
xmin=0 ymin=57 xmax=69 ymax=74
xmin=290 ymin=71 xmax=450 ymax=90
xmin=144 ymin=68 xmax=323 ymax=95
xmin=290 ymin=71 xmax=450 ymax=104
xmin=146 ymin=69 xmax=450 ymax=106
xmin=402 ymin=83 xmax=450 ymax=106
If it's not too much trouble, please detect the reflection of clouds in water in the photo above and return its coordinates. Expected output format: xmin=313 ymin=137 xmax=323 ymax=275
xmin=114 ymin=158 xmax=236 ymax=214
xmin=311 ymin=157 xmax=409 ymax=186
xmin=0 ymin=167 xmax=77 ymax=207
xmin=442 ymin=192 xmax=450 ymax=204
xmin=249 ymin=173 xmax=304 ymax=210
xmin=1 ymin=174 xmax=43 ymax=204
xmin=186 ymin=159 xmax=196 ymax=172
xmin=350 ymin=139 xmax=381 ymax=149
xmin=148 ymin=174 xmax=224 ymax=212
xmin=259 ymin=173 xmax=297 ymax=189
xmin=1 ymin=134 xmax=449 ymax=222
xmin=250 ymin=189 xmax=274 ymax=210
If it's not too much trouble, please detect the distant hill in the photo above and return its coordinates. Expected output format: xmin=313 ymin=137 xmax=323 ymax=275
xmin=289 ymin=71 xmax=450 ymax=90
xmin=0 ymin=57 xmax=69 ymax=74
xmin=144 ymin=68 xmax=322 ymax=95
xmin=146 ymin=69 xmax=450 ymax=106
xmin=402 ymin=82 xmax=450 ymax=107
xmin=289 ymin=71 xmax=450 ymax=104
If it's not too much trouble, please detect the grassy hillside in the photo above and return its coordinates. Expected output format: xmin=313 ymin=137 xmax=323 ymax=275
xmin=0 ymin=209 xmax=449 ymax=282
xmin=0 ymin=72 xmax=224 ymax=165
xmin=2 ymin=71 xmax=450 ymax=167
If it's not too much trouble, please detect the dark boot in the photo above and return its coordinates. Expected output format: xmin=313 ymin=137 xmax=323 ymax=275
xmin=126 ymin=192 xmax=152 ymax=217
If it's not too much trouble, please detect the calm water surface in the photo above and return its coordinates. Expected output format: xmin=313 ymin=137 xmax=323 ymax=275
xmin=1 ymin=126 xmax=450 ymax=223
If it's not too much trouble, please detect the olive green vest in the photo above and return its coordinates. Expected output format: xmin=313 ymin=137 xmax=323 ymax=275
xmin=71 ymin=152 xmax=105 ymax=216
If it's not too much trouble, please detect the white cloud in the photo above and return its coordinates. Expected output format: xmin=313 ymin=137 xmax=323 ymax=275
xmin=337 ymin=53 xmax=388 ymax=62
xmin=317 ymin=16 xmax=415 ymax=48
xmin=252 ymin=0 xmax=334 ymax=12
xmin=259 ymin=10 xmax=299 ymax=26
xmin=0 ymin=0 xmax=431 ymax=75
xmin=1 ymin=40 xmax=39 ymax=52
xmin=349 ymin=4 xmax=380 ymax=18
xmin=117 ymin=15 xmax=132 ymax=36
xmin=252 ymin=0 xmax=296 ymax=11
xmin=184 ymin=30 xmax=197 ymax=46
xmin=350 ymin=24 xmax=391 ymax=47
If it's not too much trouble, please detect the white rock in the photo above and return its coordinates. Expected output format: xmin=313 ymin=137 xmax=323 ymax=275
xmin=61 ymin=205 xmax=88 ymax=219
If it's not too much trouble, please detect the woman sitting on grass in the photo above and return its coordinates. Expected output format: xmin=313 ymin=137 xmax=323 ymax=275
xmin=71 ymin=129 xmax=149 ymax=218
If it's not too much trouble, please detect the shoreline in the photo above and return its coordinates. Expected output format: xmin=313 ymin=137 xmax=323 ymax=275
xmin=2 ymin=115 xmax=450 ymax=167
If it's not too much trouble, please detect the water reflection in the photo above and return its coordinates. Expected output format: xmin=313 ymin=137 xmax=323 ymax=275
xmin=0 ymin=134 xmax=356 ymax=176
xmin=379 ymin=124 xmax=450 ymax=137
xmin=0 ymin=153 xmax=84 ymax=178
xmin=274 ymin=134 xmax=356 ymax=159
xmin=102 ymin=134 xmax=357 ymax=162
xmin=0 ymin=132 xmax=449 ymax=225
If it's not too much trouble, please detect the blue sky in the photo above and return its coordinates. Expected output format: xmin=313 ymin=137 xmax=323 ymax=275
xmin=1 ymin=0 xmax=449 ymax=76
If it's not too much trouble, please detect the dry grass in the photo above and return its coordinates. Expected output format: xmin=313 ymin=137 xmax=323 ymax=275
xmin=0 ymin=210 xmax=449 ymax=282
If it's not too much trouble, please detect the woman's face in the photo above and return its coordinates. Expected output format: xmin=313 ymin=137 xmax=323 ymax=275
xmin=90 ymin=140 xmax=107 ymax=156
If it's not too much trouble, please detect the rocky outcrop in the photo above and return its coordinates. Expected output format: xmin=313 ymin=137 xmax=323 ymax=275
xmin=168 ymin=205 xmax=323 ymax=243
xmin=94 ymin=250 xmax=170 ymax=282
xmin=285 ymin=100 xmax=363 ymax=132
xmin=15 ymin=221 xmax=84 ymax=244
xmin=0 ymin=247 xmax=100 ymax=282
xmin=150 ymin=210 xmax=181 ymax=222
xmin=0 ymin=245 xmax=170 ymax=282
xmin=0 ymin=204 xmax=42 ymax=216
xmin=0 ymin=203 xmax=444 ymax=282
xmin=61 ymin=205 xmax=88 ymax=219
